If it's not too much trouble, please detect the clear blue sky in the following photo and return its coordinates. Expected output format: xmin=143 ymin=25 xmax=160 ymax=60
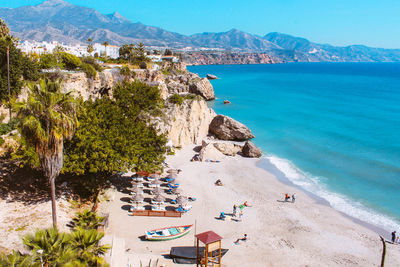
xmin=2 ymin=0 xmax=400 ymax=48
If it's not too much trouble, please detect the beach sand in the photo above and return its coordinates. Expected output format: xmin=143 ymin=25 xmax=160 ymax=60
xmin=102 ymin=145 xmax=400 ymax=266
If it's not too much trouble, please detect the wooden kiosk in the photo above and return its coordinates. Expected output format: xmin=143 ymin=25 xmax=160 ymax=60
xmin=195 ymin=231 xmax=223 ymax=267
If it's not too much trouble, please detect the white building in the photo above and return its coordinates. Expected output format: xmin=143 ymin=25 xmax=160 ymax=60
xmin=92 ymin=43 xmax=120 ymax=59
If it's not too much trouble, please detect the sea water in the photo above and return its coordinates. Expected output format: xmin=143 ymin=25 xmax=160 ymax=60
xmin=188 ymin=63 xmax=400 ymax=232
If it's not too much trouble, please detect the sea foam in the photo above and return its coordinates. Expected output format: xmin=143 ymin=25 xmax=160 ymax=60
xmin=263 ymin=154 xmax=400 ymax=233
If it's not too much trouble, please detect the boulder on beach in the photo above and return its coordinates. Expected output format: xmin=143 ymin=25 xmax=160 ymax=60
xmin=242 ymin=141 xmax=262 ymax=158
xmin=189 ymin=78 xmax=215 ymax=100
xmin=213 ymin=142 xmax=242 ymax=156
xmin=206 ymin=74 xmax=218 ymax=80
xmin=209 ymin=115 xmax=255 ymax=141
xmin=199 ymin=143 xmax=225 ymax=162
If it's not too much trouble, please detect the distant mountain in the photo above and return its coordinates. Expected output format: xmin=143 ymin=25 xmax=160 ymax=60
xmin=264 ymin=32 xmax=400 ymax=62
xmin=1 ymin=0 xmax=400 ymax=62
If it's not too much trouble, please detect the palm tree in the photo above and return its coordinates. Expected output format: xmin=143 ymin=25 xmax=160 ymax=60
xmin=0 ymin=19 xmax=10 ymax=38
xmin=87 ymin=38 xmax=94 ymax=54
xmin=71 ymin=228 xmax=110 ymax=266
xmin=0 ymin=251 xmax=32 ymax=267
xmin=72 ymin=210 xmax=105 ymax=230
xmin=13 ymin=78 xmax=79 ymax=228
xmin=102 ymin=41 xmax=109 ymax=57
xmin=22 ymin=228 xmax=76 ymax=266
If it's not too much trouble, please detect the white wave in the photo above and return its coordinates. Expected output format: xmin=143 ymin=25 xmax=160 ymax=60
xmin=264 ymin=154 xmax=400 ymax=232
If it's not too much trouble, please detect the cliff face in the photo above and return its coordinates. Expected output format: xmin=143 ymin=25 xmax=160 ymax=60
xmin=155 ymin=99 xmax=216 ymax=147
xmin=183 ymin=52 xmax=279 ymax=65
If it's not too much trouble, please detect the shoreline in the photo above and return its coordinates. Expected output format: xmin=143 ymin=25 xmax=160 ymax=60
xmin=256 ymin=156 xmax=390 ymax=239
xmin=102 ymin=145 xmax=400 ymax=266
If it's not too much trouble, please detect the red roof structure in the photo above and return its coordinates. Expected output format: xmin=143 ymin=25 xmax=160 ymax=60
xmin=195 ymin=231 xmax=222 ymax=245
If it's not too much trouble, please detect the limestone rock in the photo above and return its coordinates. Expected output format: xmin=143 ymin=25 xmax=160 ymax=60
xmin=209 ymin=115 xmax=254 ymax=141
xmin=199 ymin=143 xmax=225 ymax=162
xmin=213 ymin=142 xmax=242 ymax=156
xmin=206 ymin=74 xmax=218 ymax=80
xmin=242 ymin=141 xmax=262 ymax=158
xmin=189 ymin=77 xmax=215 ymax=100
xmin=154 ymin=99 xmax=216 ymax=147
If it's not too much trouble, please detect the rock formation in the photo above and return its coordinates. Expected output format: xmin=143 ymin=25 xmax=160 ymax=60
xmin=209 ymin=115 xmax=254 ymax=141
xmin=213 ymin=142 xmax=242 ymax=156
xmin=189 ymin=78 xmax=215 ymax=100
xmin=199 ymin=143 xmax=225 ymax=162
xmin=242 ymin=141 xmax=262 ymax=158
xmin=207 ymin=74 xmax=218 ymax=80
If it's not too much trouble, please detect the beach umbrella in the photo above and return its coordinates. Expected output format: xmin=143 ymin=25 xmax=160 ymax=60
xmin=131 ymin=194 xmax=144 ymax=208
xmin=176 ymin=196 xmax=188 ymax=205
xmin=149 ymin=174 xmax=160 ymax=179
xmin=129 ymin=187 xmax=143 ymax=194
xmin=153 ymin=194 xmax=166 ymax=203
xmin=171 ymin=188 xmax=182 ymax=195
xmin=152 ymin=179 xmax=162 ymax=185
xmin=167 ymin=169 xmax=179 ymax=174
xmin=167 ymin=173 xmax=178 ymax=179
xmin=152 ymin=187 xmax=164 ymax=195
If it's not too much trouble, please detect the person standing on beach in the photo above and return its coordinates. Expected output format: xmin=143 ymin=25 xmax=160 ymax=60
xmin=292 ymin=193 xmax=296 ymax=203
xmin=285 ymin=193 xmax=290 ymax=202
xmin=239 ymin=210 xmax=243 ymax=221
xmin=233 ymin=204 xmax=237 ymax=217
xmin=392 ymin=231 xmax=396 ymax=243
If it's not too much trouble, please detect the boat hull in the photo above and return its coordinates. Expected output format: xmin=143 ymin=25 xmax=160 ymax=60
xmin=145 ymin=225 xmax=193 ymax=241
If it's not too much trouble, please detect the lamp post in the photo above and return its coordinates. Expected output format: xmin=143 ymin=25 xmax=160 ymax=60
xmin=6 ymin=45 xmax=10 ymax=120
xmin=37 ymin=249 xmax=44 ymax=267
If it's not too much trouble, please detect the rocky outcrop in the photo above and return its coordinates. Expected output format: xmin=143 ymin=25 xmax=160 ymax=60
xmin=207 ymin=74 xmax=218 ymax=80
xmin=213 ymin=142 xmax=242 ymax=156
xmin=189 ymin=78 xmax=215 ymax=100
xmin=155 ymin=99 xmax=216 ymax=147
xmin=209 ymin=115 xmax=254 ymax=141
xmin=183 ymin=52 xmax=278 ymax=65
xmin=242 ymin=141 xmax=262 ymax=158
xmin=199 ymin=143 xmax=225 ymax=162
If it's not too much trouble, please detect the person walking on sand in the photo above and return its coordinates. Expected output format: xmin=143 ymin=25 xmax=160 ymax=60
xmin=285 ymin=193 xmax=290 ymax=202
xmin=392 ymin=231 xmax=397 ymax=243
xmin=238 ymin=210 xmax=243 ymax=221
xmin=292 ymin=193 xmax=296 ymax=203
xmin=233 ymin=204 xmax=237 ymax=217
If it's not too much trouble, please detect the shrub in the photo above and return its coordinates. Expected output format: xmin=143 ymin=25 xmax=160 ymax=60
xmin=139 ymin=61 xmax=147 ymax=69
xmin=82 ymin=57 xmax=103 ymax=72
xmin=0 ymin=117 xmax=18 ymax=136
xmin=119 ymin=65 xmax=131 ymax=78
xmin=0 ymin=138 xmax=4 ymax=146
xmin=81 ymin=63 xmax=97 ymax=79
xmin=60 ymin=52 xmax=82 ymax=70
xmin=72 ymin=210 xmax=105 ymax=230
xmin=164 ymin=49 xmax=173 ymax=56
xmin=169 ymin=94 xmax=184 ymax=105
xmin=38 ymin=53 xmax=59 ymax=69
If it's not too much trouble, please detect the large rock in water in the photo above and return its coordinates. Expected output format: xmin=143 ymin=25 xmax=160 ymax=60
xmin=209 ymin=115 xmax=255 ymax=141
xmin=242 ymin=141 xmax=262 ymax=158
xmin=189 ymin=78 xmax=215 ymax=100
xmin=206 ymin=74 xmax=218 ymax=80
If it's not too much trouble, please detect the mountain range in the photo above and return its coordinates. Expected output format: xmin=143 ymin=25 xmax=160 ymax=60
xmin=1 ymin=0 xmax=400 ymax=62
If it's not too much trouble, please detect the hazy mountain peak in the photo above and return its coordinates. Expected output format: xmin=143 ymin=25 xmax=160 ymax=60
xmin=37 ymin=0 xmax=71 ymax=7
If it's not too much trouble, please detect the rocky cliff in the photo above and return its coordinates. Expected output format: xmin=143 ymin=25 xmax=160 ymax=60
xmin=182 ymin=52 xmax=279 ymax=65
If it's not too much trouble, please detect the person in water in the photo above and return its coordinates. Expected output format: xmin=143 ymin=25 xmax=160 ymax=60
xmin=392 ymin=231 xmax=396 ymax=243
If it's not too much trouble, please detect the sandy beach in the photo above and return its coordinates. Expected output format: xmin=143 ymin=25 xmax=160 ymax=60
xmin=101 ymin=145 xmax=400 ymax=266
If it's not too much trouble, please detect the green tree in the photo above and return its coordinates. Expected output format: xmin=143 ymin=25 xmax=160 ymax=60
xmin=63 ymin=81 xmax=167 ymax=175
xmin=39 ymin=53 xmax=60 ymax=69
xmin=102 ymin=41 xmax=109 ymax=57
xmin=0 ymin=19 xmax=10 ymax=38
xmin=134 ymin=42 xmax=147 ymax=62
xmin=87 ymin=38 xmax=94 ymax=54
xmin=60 ymin=52 xmax=82 ymax=70
xmin=13 ymin=78 xmax=79 ymax=228
xmin=0 ymin=38 xmax=39 ymax=101
xmin=119 ymin=65 xmax=131 ymax=80
xmin=164 ymin=49 xmax=173 ymax=56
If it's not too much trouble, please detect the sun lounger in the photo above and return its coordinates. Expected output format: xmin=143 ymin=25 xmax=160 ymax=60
xmin=168 ymin=183 xmax=180 ymax=189
xmin=165 ymin=178 xmax=175 ymax=182
xmin=148 ymin=183 xmax=157 ymax=188
xmin=175 ymin=205 xmax=191 ymax=213
xmin=151 ymin=206 xmax=166 ymax=211
xmin=130 ymin=206 xmax=145 ymax=211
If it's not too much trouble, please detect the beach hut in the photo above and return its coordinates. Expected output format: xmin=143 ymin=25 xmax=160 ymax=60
xmin=196 ymin=231 xmax=223 ymax=267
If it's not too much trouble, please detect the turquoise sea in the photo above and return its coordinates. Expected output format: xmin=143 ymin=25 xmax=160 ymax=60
xmin=189 ymin=63 xmax=400 ymax=232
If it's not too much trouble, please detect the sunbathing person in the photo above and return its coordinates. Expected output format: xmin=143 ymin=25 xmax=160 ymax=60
xmin=234 ymin=234 xmax=248 ymax=244
xmin=215 ymin=179 xmax=223 ymax=186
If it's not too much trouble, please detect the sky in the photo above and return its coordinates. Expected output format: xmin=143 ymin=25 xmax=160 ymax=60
xmin=1 ymin=0 xmax=400 ymax=48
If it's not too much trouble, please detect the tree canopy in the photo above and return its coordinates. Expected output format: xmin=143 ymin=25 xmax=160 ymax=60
xmin=63 ymin=80 xmax=167 ymax=175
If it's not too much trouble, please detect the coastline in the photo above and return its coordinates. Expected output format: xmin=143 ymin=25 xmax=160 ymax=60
xmin=102 ymin=145 xmax=400 ymax=266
